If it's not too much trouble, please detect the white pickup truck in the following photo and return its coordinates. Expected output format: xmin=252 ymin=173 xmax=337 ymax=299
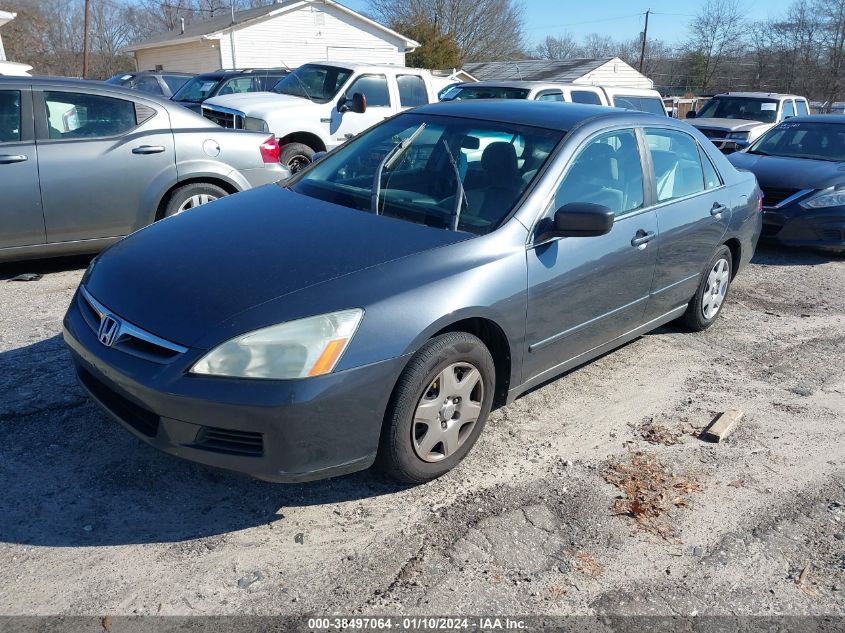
xmin=202 ymin=62 xmax=438 ymax=171
xmin=440 ymin=81 xmax=668 ymax=115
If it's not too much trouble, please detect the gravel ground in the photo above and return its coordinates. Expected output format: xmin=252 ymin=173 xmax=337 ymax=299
xmin=0 ymin=245 xmax=843 ymax=617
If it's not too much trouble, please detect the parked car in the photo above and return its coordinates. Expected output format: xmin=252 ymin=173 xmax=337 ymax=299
xmin=0 ymin=61 xmax=32 ymax=76
xmin=105 ymin=70 xmax=194 ymax=98
xmin=440 ymin=81 xmax=667 ymax=115
xmin=728 ymin=115 xmax=845 ymax=252
xmin=687 ymin=92 xmax=811 ymax=151
xmin=64 ymin=101 xmax=760 ymax=485
xmin=0 ymin=77 xmax=289 ymax=262
xmin=201 ymin=62 xmax=438 ymax=172
xmin=170 ymin=68 xmax=289 ymax=113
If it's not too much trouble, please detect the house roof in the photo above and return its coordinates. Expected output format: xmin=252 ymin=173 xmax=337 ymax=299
xmin=0 ymin=10 xmax=16 ymax=28
xmin=463 ymin=58 xmax=617 ymax=83
xmin=125 ymin=0 xmax=419 ymax=53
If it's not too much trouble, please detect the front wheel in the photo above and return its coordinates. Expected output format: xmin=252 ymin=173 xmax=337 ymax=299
xmin=681 ymin=245 xmax=733 ymax=331
xmin=377 ymin=332 xmax=495 ymax=484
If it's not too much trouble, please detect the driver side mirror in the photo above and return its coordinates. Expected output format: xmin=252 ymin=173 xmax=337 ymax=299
xmin=536 ymin=203 xmax=615 ymax=243
xmin=685 ymin=110 xmax=697 ymax=119
xmin=338 ymin=92 xmax=367 ymax=114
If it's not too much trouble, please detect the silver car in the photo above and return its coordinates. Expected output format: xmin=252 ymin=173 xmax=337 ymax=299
xmin=0 ymin=77 xmax=289 ymax=263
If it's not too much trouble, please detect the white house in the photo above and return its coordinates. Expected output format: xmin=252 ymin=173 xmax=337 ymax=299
xmin=124 ymin=0 xmax=420 ymax=74
xmin=0 ymin=9 xmax=32 ymax=75
xmin=463 ymin=58 xmax=655 ymax=90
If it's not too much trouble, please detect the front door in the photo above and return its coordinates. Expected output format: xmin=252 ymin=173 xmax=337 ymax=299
xmin=35 ymin=89 xmax=176 ymax=243
xmin=0 ymin=87 xmax=45 ymax=249
xmin=641 ymin=127 xmax=731 ymax=318
xmin=524 ymin=128 xmax=659 ymax=383
xmin=331 ymin=74 xmax=394 ymax=148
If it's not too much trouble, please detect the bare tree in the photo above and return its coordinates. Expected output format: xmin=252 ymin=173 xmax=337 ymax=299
xmin=368 ymin=0 xmax=526 ymax=62
xmin=534 ymin=33 xmax=579 ymax=60
xmin=687 ymin=0 xmax=746 ymax=90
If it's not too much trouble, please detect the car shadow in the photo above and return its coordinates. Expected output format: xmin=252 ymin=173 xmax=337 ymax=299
xmin=751 ymin=242 xmax=844 ymax=266
xmin=0 ymin=335 xmax=408 ymax=548
xmin=0 ymin=254 xmax=94 ymax=280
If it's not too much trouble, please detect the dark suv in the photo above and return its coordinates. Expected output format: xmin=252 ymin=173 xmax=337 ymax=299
xmin=170 ymin=69 xmax=289 ymax=113
xmin=105 ymin=71 xmax=193 ymax=98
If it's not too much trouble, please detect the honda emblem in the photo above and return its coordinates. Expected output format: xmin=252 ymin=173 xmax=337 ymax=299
xmin=97 ymin=314 xmax=121 ymax=347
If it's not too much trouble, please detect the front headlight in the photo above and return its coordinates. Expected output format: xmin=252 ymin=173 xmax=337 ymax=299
xmin=727 ymin=131 xmax=749 ymax=140
xmin=243 ymin=116 xmax=268 ymax=132
xmin=800 ymin=187 xmax=845 ymax=209
xmin=191 ymin=309 xmax=363 ymax=379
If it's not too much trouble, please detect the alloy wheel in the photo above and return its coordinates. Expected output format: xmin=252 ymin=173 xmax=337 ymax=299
xmin=702 ymin=258 xmax=730 ymax=320
xmin=412 ymin=362 xmax=484 ymax=463
xmin=176 ymin=193 xmax=218 ymax=214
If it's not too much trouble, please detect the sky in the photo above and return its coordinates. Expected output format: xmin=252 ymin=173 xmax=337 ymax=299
xmin=341 ymin=0 xmax=796 ymax=48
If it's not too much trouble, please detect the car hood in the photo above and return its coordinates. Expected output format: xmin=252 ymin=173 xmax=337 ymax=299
xmin=728 ymin=152 xmax=845 ymax=190
xmin=84 ymin=186 xmax=470 ymax=347
xmin=691 ymin=118 xmax=767 ymax=132
xmin=202 ymin=92 xmax=313 ymax=117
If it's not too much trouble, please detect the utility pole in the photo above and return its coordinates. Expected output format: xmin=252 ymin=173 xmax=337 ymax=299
xmin=638 ymin=9 xmax=650 ymax=74
xmin=82 ymin=0 xmax=91 ymax=78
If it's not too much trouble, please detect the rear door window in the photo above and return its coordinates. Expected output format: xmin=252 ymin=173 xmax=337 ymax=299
xmin=346 ymin=74 xmax=391 ymax=107
xmin=570 ymin=90 xmax=602 ymax=105
xmin=44 ymin=91 xmax=138 ymax=139
xmin=645 ymin=128 xmax=706 ymax=202
xmin=536 ymin=90 xmax=564 ymax=102
xmin=397 ymin=75 xmax=428 ymax=107
xmin=0 ymin=90 xmax=21 ymax=143
xmin=796 ymin=100 xmax=810 ymax=116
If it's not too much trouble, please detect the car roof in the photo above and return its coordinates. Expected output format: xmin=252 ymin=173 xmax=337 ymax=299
xmin=773 ymin=114 xmax=845 ymax=123
xmin=302 ymin=61 xmax=429 ymax=74
xmin=455 ymin=81 xmax=564 ymax=90
xmin=715 ymin=92 xmax=806 ymax=99
xmin=413 ymin=99 xmax=668 ymax=131
xmin=194 ymin=68 xmax=288 ymax=79
xmin=0 ymin=76 xmax=181 ymax=106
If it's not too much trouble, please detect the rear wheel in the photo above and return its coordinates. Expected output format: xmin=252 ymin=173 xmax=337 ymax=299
xmin=163 ymin=183 xmax=228 ymax=218
xmin=280 ymin=142 xmax=315 ymax=173
xmin=681 ymin=245 xmax=733 ymax=331
xmin=377 ymin=332 xmax=495 ymax=484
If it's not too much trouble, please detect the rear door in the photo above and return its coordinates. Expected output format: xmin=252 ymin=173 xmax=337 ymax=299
xmin=0 ymin=85 xmax=45 ymax=249
xmin=642 ymin=127 xmax=731 ymax=318
xmin=35 ymin=88 xmax=177 ymax=243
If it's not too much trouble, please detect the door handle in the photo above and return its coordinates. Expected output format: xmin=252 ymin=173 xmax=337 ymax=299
xmin=631 ymin=230 xmax=657 ymax=248
xmin=132 ymin=145 xmax=166 ymax=154
xmin=711 ymin=202 xmax=727 ymax=216
xmin=0 ymin=154 xmax=27 ymax=164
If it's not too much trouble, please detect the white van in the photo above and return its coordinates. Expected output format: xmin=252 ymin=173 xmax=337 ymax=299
xmin=440 ymin=81 xmax=667 ymax=115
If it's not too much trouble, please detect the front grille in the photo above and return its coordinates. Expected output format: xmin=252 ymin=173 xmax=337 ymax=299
xmin=697 ymin=127 xmax=726 ymax=139
xmin=202 ymin=107 xmax=242 ymax=129
xmin=78 ymin=367 xmax=160 ymax=438
xmin=818 ymin=228 xmax=845 ymax=241
xmin=78 ymin=288 xmax=186 ymax=363
xmin=761 ymin=223 xmax=781 ymax=237
xmin=195 ymin=426 xmax=264 ymax=457
xmin=761 ymin=187 xmax=801 ymax=208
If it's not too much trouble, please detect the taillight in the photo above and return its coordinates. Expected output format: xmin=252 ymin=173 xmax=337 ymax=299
xmin=260 ymin=135 xmax=281 ymax=163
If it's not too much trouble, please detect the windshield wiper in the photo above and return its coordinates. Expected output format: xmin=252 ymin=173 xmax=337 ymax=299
xmin=370 ymin=123 xmax=427 ymax=214
xmin=440 ymin=139 xmax=468 ymax=231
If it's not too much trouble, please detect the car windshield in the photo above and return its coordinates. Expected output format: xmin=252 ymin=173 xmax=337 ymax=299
xmin=440 ymin=86 xmax=531 ymax=101
xmin=288 ymin=113 xmax=564 ymax=235
xmin=271 ymin=64 xmax=353 ymax=103
xmin=748 ymin=121 xmax=845 ymax=161
xmin=697 ymin=97 xmax=780 ymax=123
xmin=172 ymin=76 xmax=222 ymax=103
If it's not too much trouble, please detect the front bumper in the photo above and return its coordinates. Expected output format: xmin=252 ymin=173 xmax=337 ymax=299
xmin=762 ymin=205 xmax=845 ymax=252
xmin=63 ymin=291 xmax=406 ymax=482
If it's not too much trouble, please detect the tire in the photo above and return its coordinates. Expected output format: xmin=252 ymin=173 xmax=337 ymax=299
xmin=162 ymin=183 xmax=228 ymax=218
xmin=377 ymin=332 xmax=495 ymax=484
xmin=279 ymin=142 xmax=315 ymax=173
xmin=681 ymin=245 xmax=733 ymax=331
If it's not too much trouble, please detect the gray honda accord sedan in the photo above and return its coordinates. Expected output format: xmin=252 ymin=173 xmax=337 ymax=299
xmin=63 ymin=101 xmax=761 ymax=484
